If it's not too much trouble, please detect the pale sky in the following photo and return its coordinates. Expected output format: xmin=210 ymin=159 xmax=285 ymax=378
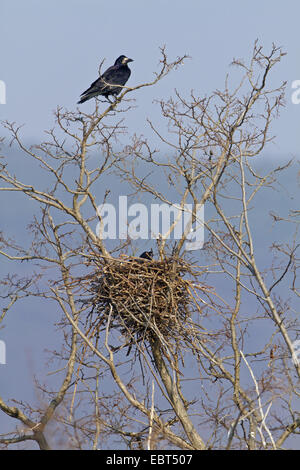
xmin=0 ymin=0 xmax=299 ymax=449
xmin=1 ymin=0 xmax=300 ymax=156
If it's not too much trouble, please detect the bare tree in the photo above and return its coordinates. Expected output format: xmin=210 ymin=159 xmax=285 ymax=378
xmin=0 ymin=43 xmax=299 ymax=450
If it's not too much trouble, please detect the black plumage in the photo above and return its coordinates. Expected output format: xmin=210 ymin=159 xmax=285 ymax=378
xmin=139 ymin=249 xmax=153 ymax=260
xmin=78 ymin=55 xmax=133 ymax=104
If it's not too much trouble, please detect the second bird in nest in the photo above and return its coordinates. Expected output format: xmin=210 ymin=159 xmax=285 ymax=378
xmin=139 ymin=249 xmax=153 ymax=261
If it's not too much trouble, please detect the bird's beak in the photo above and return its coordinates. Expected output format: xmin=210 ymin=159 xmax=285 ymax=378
xmin=127 ymin=58 xmax=133 ymax=63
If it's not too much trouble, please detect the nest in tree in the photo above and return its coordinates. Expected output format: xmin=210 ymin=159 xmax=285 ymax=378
xmin=82 ymin=255 xmax=198 ymax=352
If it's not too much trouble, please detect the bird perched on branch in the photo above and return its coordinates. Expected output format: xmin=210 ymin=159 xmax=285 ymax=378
xmin=139 ymin=249 xmax=153 ymax=260
xmin=78 ymin=55 xmax=133 ymax=104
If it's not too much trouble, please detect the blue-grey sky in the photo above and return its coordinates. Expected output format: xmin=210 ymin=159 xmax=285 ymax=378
xmin=1 ymin=0 xmax=300 ymax=157
xmin=0 ymin=0 xmax=299 ymax=449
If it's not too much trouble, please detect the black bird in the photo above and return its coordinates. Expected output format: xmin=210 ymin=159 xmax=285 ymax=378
xmin=78 ymin=55 xmax=133 ymax=104
xmin=139 ymin=249 xmax=153 ymax=260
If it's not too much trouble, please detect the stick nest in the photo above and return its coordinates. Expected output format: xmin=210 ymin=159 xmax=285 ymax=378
xmin=83 ymin=255 xmax=196 ymax=350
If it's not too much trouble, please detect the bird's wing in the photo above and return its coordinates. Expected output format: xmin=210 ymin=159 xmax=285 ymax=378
xmin=111 ymin=67 xmax=131 ymax=86
xmin=80 ymin=65 xmax=117 ymax=96
xmin=100 ymin=65 xmax=131 ymax=90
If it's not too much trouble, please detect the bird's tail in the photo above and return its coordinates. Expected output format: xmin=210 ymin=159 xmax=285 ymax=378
xmin=77 ymin=91 xmax=99 ymax=104
xmin=77 ymin=94 xmax=91 ymax=104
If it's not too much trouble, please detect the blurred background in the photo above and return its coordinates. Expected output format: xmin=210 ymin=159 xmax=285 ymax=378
xmin=1 ymin=0 xmax=300 ymax=155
